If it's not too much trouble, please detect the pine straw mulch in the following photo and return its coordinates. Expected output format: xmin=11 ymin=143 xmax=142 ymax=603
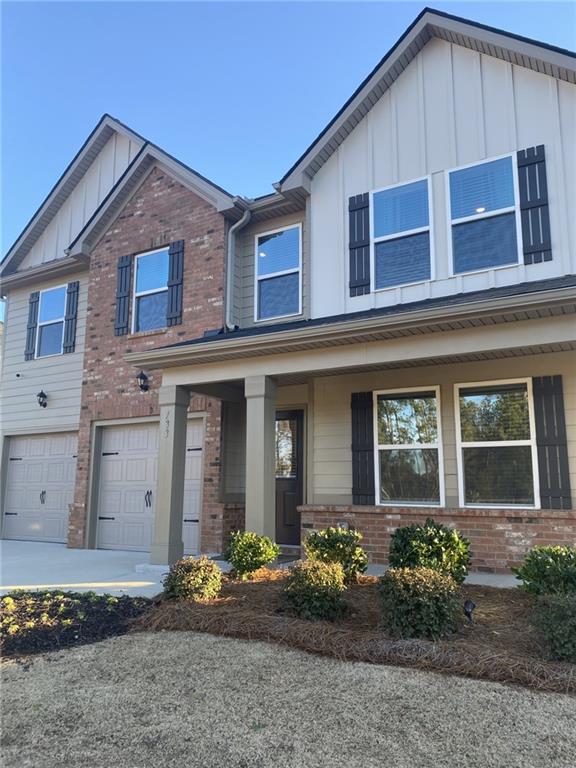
xmin=131 ymin=568 xmax=576 ymax=695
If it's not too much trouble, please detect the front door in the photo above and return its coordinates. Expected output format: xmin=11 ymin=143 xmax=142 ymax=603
xmin=275 ymin=410 xmax=304 ymax=545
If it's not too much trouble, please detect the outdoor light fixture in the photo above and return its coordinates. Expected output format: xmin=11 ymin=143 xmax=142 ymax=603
xmin=37 ymin=390 xmax=48 ymax=408
xmin=464 ymin=598 xmax=476 ymax=624
xmin=136 ymin=371 xmax=149 ymax=392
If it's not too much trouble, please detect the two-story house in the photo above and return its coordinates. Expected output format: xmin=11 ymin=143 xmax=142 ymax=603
xmin=126 ymin=9 xmax=576 ymax=570
xmin=0 ymin=115 xmax=249 ymax=561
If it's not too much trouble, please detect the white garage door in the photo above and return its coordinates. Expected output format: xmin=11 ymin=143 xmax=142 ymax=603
xmin=3 ymin=433 xmax=77 ymax=543
xmin=96 ymin=420 xmax=203 ymax=554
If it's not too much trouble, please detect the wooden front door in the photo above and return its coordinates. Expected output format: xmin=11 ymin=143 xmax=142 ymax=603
xmin=275 ymin=410 xmax=304 ymax=545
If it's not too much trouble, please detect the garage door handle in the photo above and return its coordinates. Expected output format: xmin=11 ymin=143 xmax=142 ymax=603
xmin=5 ymin=512 xmax=17 ymax=516
xmin=40 ymin=490 xmax=46 ymax=504
xmin=98 ymin=516 xmax=115 ymax=521
xmin=183 ymin=518 xmax=198 ymax=523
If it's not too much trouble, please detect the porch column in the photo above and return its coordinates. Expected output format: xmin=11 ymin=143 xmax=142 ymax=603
xmin=150 ymin=384 xmax=189 ymax=565
xmin=244 ymin=375 xmax=277 ymax=538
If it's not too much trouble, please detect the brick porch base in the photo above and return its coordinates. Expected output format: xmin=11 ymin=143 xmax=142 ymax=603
xmin=299 ymin=505 xmax=576 ymax=573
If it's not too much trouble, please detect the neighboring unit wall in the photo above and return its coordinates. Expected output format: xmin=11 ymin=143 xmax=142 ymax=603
xmin=69 ymin=166 xmax=231 ymax=551
xmin=0 ymin=272 xmax=88 ymax=435
xmin=233 ymin=211 xmax=307 ymax=327
xmin=19 ymin=133 xmax=143 ymax=270
xmin=309 ymin=38 xmax=576 ymax=319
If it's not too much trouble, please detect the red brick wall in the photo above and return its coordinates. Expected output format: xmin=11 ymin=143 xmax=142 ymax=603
xmin=69 ymin=165 xmax=231 ymax=552
xmin=300 ymin=505 xmax=576 ymax=573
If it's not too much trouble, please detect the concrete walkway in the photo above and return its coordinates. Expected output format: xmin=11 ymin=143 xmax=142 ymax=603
xmin=0 ymin=540 xmax=518 ymax=597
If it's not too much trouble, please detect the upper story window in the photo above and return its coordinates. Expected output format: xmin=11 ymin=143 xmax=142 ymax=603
xmin=455 ymin=380 xmax=538 ymax=508
xmin=37 ymin=285 xmax=66 ymax=357
xmin=448 ymin=156 xmax=521 ymax=274
xmin=255 ymin=225 xmax=301 ymax=321
xmin=374 ymin=387 xmax=443 ymax=506
xmin=371 ymin=179 xmax=431 ymax=290
xmin=133 ymin=248 xmax=169 ymax=333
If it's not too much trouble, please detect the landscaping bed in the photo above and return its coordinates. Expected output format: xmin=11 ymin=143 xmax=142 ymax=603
xmin=133 ymin=569 xmax=576 ymax=694
xmin=1 ymin=590 xmax=150 ymax=657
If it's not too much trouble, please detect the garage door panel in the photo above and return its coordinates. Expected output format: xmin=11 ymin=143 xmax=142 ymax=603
xmin=47 ymin=462 xmax=65 ymax=483
xmin=101 ymin=458 xmax=124 ymax=484
xmin=125 ymin=458 xmax=149 ymax=483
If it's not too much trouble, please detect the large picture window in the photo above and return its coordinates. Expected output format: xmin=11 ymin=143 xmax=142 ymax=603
xmin=133 ymin=248 xmax=169 ymax=333
xmin=448 ymin=155 xmax=521 ymax=274
xmin=374 ymin=387 xmax=443 ymax=505
xmin=255 ymin=225 xmax=301 ymax=321
xmin=455 ymin=380 xmax=539 ymax=507
xmin=37 ymin=285 xmax=66 ymax=357
xmin=371 ymin=178 xmax=431 ymax=290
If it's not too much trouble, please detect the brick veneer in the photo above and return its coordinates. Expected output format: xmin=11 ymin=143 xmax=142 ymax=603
xmin=299 ymin=505 xmax=576 ymax=573
xmin=69 ymin=165 xmax=234 ymax=552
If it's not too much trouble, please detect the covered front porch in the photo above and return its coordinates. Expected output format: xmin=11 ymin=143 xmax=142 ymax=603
xmin=127 ymin=292 xmax=576 ymax=571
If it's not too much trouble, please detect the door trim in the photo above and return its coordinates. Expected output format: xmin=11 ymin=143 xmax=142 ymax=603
xmin=275 ymin=409 xmax=305 ymax=546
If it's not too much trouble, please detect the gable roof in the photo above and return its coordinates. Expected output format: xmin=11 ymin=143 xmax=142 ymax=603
xmin=1 ymin=114 xmax=240 ymax=277
xmin=279 ymin=7 xmax=576 ymax=191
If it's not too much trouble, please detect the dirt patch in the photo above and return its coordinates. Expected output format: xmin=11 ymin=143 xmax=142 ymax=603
xmin=133 ymin=570 xmax=576 ymax=694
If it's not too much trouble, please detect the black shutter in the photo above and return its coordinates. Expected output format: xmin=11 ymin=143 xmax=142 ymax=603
xmin=351 ymin=392 xmax=375 ymax=505
xmin=63 ymin=281 xmax=79 ymax=354
xmin=533 ymin=376 xmax=572 ymax=510
xmin=167 ymin=240 xmax=184 ymax=326
xmin=349 ymin=193 xmax=371 ymax=297
xmin=114 ymin=254 xmax=132 ymax=336
xmin=517 ymin=146 xmax=552 ymax=265
xmin=24 ymin=291 xmax=40 ymax=360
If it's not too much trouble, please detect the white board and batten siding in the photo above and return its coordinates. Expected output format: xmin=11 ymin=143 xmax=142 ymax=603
xmin=96 ymin=420 xmax=204 ymax=555
xmin=309 ymin=38 xmax=576 ymax=320
xmin=0 ymin=273 xmax=88 ymax=435
xmin=19 ymin=133 xmax=143 ymax=271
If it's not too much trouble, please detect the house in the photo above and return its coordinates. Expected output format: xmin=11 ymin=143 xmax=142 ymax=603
xmin=1 ymin=9 xmax=575 ymax=572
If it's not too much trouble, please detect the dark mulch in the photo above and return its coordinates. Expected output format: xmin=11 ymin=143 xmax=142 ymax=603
xmin=133 ymin=569 xmax=576 ymax=694
xmin=1 ymin=591 xmax=151 ymax=658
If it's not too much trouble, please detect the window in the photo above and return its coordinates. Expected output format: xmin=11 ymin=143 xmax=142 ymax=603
xmin=448 ymin=155 xmax=521 ymax=274
xmin=371 ymin=178 xmax=431 ymax=290
xmin=133 ymin=249 xmax=169 ymax=332
xmin=455 ymin=380 xmax=539 ymax=507
xmin=37 ymin=285 xmax=66 ymax=357
xmin=255 ymin=225 xmax=301 ymax=321
xmin=374 ymin=387 xmax=443 ymax=505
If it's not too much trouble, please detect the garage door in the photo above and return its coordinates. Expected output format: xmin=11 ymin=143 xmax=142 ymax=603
xmin=96 ymin=420 xmax=203 ymax=554
xmin=3 ymin=433 xmax=77 ymax=543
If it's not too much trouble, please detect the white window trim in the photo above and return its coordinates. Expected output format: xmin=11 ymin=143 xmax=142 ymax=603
xmin=35 ymin=284 xmax=67 ymax=359
xmin=372 ymin=385 xmax=445 ymax=508
xmin=454 ymin=378 xmax=540 ymax=510
xmin=131 ymin=247 xmax=170 ymax=334
xmin=446 ymin=152 xmax=524 ymax=278
xmin=254 ymin=223 xmax=302 ymax=323
xmin=369 ymin=175 xmax=435 ymax=293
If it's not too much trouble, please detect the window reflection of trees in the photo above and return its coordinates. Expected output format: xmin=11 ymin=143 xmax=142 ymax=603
xmin=276 ymin=419 xmax=296 ymax=478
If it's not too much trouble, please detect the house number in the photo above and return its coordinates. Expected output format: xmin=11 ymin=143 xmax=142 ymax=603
xmin=163 ymin=411 xmax=171 ymax=439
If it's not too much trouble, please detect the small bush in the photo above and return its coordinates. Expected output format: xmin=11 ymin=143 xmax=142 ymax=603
xmin=531 ymin=593 xmax=576 ymax=662
xmin=379 ymin=567 xmax=460 ymax=640
xmin=304 ymin=526 xmax=368 ymax=583
xmin=389 ymin=518 xmax=471 ymax=584
xmin=512 ymin=546 xmax=576 ymax=595
xmin=225 ymin=531 xmax=280 ymax=580
xmin=0 ymin=591 xmax=149 ymax=657
xmin=282 ymin=560 xmax=346 ymax=621
xmin=162 ymin=556 xmax=222 ymax=601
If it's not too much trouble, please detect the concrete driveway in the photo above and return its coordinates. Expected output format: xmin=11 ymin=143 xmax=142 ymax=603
xmin=0 ymin=540 xmax=166 ymax=597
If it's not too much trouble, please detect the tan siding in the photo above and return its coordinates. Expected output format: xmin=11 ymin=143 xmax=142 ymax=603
xmin=0 ymin=272 xmax=87 ymax=434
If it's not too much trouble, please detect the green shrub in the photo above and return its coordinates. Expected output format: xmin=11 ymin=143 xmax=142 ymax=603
xmin=162 ymin=556 xmax=222 ymax=601
xmin=379 ymin=567 xmax=460 ymax=640
xmin=304 ymin=526 xmax=368 ymax=583
xmin=0 ymin=591 xmax=149 ymax=657
xmin=531 ymin=593 xmax=576 ymax=662
xmin=512 ymin=546 xmax=576 ymax=595
xmin=225 ymin=531 xmax=280 ymax=580
xmin=282 ymin=560 xmax=346 ymax=621
xmin=389 ymin=518 xmax=471 ymax=584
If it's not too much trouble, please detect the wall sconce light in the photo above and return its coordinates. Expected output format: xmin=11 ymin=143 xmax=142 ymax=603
xmin=37 ymin=390 xmax=48 ymax=408
xmin=136 ymin=370 xmax=149 ymax=392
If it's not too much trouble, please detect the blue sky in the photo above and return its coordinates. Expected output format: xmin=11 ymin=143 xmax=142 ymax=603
xmin=2 ymin=0 xmax=575 ymax=259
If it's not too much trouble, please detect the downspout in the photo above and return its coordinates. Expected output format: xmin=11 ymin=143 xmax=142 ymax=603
xmin=225 ymin=205 xmax=252 ymax=331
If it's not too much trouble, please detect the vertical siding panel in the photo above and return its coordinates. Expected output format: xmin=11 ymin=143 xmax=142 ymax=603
xmin=482 ymin=55 xmax=515 ymax=156
xmin=422 ymin=39 xmax=454 ymax=173
xmin=394 ymin=59 xmax=422 ymax=180
xmin=452 ymin=46 xmax=484 ymax=165
xmin=558 ymin=81 xmax=576 ymax=274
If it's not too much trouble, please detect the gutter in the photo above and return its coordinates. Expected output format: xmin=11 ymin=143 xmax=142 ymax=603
xmin=225 ymin=205 xmax=251 ymax=330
